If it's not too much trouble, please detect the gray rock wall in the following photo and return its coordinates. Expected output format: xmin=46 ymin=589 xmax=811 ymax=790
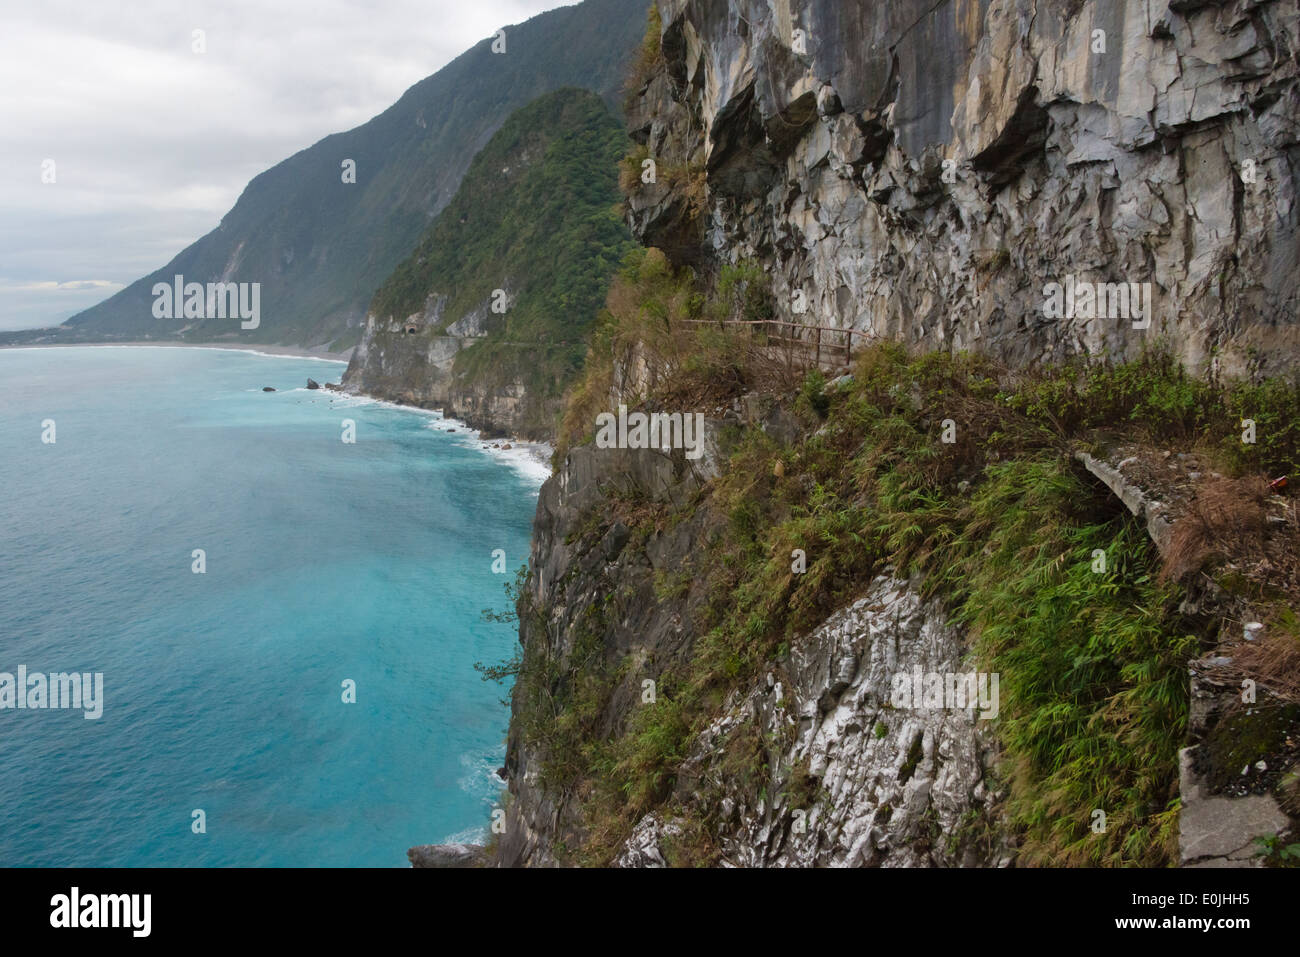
xmin=628 ymin=0 xmax=1299 ymax=378
xmin=341 ymin=303 xmax=546 ymax=439
xmin=495 ymin=432 xmax=727 ymax=866
xmin=626 ymin=578 xmax=1005 ymax=867
xmin=496 ymin=413 xmax=1005 ymax=867
xmin=493 ymin=0 xmax=1300 ymax=867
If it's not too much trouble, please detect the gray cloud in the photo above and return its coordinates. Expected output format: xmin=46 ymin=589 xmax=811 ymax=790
xmin=0 ymin=0 xmax=579 ymax=331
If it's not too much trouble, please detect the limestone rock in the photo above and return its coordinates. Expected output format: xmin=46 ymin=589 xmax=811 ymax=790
xmin=627 ymin=0 xmax=1300 ymax=379
xmin=613 ymin=816 xmax=684 ymax=867
xmin=659 ymin=576 xmax=1005 ymax=867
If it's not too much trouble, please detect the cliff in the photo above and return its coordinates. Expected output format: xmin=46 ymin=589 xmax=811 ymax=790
xmin=477 ymin=0 xmax=1300 ymax=868
xmin=496 ymin=416 xmax=1009 ymax=866
xmin=341 ymin=89 xmax=634 ymax=439
xmin=39 ymin=0 xmax=645 ymax=352
xmin=625 ymin=0 xmax=1299 ymax=377
xmin=489 ymin=346 xmax=1300 ymax=867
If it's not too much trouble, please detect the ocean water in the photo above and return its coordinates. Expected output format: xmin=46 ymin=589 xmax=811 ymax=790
xmin=0 ymin=346 xmax=542 ymax=867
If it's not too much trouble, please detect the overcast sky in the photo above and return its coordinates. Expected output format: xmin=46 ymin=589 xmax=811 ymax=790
xmin=0 ymin=0 xmax=579 ymax=331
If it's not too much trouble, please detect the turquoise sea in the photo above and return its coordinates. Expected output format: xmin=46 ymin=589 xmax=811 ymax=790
xmin=0 ymin=346 xmax=540 ymax=866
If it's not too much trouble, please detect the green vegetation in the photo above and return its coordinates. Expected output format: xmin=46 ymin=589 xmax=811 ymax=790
xmin=667 ymin=353 xmax=1198 ymax=866
xmin=1254 ymin=833 xmax=1300 ymax=867
xmin=369 ymin=88 xmax=636 ymax=432
xmin=624 ymin=3 xmax=664 ymax=104
xmin=508 ymin=595 xmax=619 ymax=793
xmin=1004 ymin=350 xmax=1300 ymax=477
xmin=501 ymin=252 xmax=1300 ymax=866
xmin=54 ymin=0 xmax=648 ymax=349
xmin=558 ymin=247 xmax=781 ymax=458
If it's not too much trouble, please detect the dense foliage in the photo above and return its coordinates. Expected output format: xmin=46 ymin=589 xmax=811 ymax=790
xmin=498 ymin=251 xmax=1300 ymax=866
xmin=370 ymin=87 xmax=635 ymax=406
xmin=51 ymin=0 xmax=646 ymax=350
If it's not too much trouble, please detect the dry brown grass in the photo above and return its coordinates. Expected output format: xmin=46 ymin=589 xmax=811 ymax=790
xmin=1160 ymin=475 xmax=1271 ymax=581
xmin=918 ymin=390 xmax=1043 ymax=488
xmin=557 ymin=247 xmax=814 ymax=457
xmin=651 ymin=323 xmax=802 ymax=411
xmin=1231 ymin=626 xmax=1300 ymax=702
xmin=618 ymin=146 xmax=649 ymax=197
xmin=622 ymin=3 xmax=665 ymax=104
xmin=666 ymin=164 xmax=709 ymax=222
xmin=1159 ymin=473 xmax=1300 ymax=701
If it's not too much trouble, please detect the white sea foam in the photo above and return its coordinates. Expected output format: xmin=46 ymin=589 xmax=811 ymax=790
xmin=458 ymin=751 xmax=507 ymax=799
xmin=436 ymin=754 xmax=507 ymax=846
xmin=324 ymin=392 xmax=441 ymax=417
xmin=439 ymin=823 xmax=490 ymax=846
xmin=7 ymin=341 xmax=552 ymax=482
xmin=201 ymin=347 xmax=346 ymax=364
xmin=244 ymin=386 xmax=330 ymax=395
xmin=320 ymin=390 xmax=552 ymax=483
xmin=428 ymin=417 xmax=553 ymax=485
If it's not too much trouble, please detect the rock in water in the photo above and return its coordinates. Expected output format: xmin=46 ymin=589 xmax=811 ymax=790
xmin=407 ymin=843 xmax=487 ymax=868
xmin=262 ymin=387 xmax=276 ymax=392
xmin=306 ymin=378 xmax=320 ymax=390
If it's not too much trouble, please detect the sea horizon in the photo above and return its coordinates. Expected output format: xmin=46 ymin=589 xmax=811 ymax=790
xmin=0 ymin=345 xmax=539 ymax=866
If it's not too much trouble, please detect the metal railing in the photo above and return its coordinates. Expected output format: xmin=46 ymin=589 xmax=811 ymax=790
xmin=679 ymin=318 xmax=873 ymax=371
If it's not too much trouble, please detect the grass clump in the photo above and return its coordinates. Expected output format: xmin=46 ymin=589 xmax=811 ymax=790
xmin=556 ymin=248 xmax=792 ymax=459
xmin=507 ymin=249 xmax=1300 ymax=864
xmin=624 ymin=3 xmax=664 ymax=103
xmin=1004 ymin=349 xmax=1300 ymax=477
xmin=561 ymin=340 xmax=1214 ymax=864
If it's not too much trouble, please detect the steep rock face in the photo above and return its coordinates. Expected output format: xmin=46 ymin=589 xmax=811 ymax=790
xmin=342 ymin=88 xmax=634 ymax=439
xmin=496 ymin=434 xmax=729 ymax=866
xmin=342 ymin=309 xmax=537 ymax=437
xmin=495 ymin=410 xmax=1004 ymax=867
xmin=493 ymin=0 xmax=1300 ymax=868
xmin=626 ymin=0 xmax=1300 ymax=378
xmin=620 ymin=579 xmax=1005 ymax=867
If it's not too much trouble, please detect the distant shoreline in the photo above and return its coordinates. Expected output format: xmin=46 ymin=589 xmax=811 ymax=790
xmin=2 ymin=340 xmax=553 ymax=477
xmin=0 ymin=340 xmax=353 ymax=362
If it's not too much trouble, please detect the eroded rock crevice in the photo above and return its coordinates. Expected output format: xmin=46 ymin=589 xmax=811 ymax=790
xmin=627 ymin=0 xmax=1299 ymax=378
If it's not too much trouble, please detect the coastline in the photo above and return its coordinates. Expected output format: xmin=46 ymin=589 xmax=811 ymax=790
xmin=0 ymin=340 xmax=353 ymax=362
xmin=428 ymin=414 xmax=554 ymax=483
xmin=326 ymin=387 xmax=554 ymax=482
xmin=1 ymin=339 xmax=553 ymax=478
xmin=0 ymin=342 xmax=530 ymax=865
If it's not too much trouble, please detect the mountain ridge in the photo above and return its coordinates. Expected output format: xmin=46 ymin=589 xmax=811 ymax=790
xmin=341 ymin=86 xmax=635 ymax=438
xmin=16 ymin=0 xmax=645 ymax=351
